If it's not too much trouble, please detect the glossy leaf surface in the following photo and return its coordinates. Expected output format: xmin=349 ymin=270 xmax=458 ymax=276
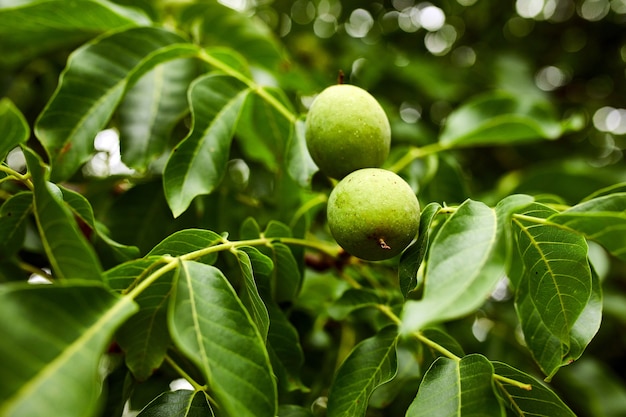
xmin=406 ymin=354 xmax=504 ymax=416
xmin=168 ymin=260 xmax=277 ymax=417
xmin=327 ymin=326 xmax=398 ymax=417
xmin=513 ymin=203 xmax=593 ymax=379
xmin=401 ymin=199 xmax=505 ymax=333
xmin=440 ymin=91 xmax=574 ymax=147
xmin=0 ymin=0 xmax=149 ymax=67
xmin=163 ymin=74 xmax=250 ymax=217
xmin=136 ymin=389 xmax=214 ymax=417
xmin=0 ymin=282 xmax=137 ymax=417
xmin=35 ymin=27 xmax=199 ymax=181
xmin=23 ymin=147 xmax=103 ymax=280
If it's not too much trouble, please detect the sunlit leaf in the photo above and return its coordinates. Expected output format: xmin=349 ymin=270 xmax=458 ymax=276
xmin=118 ymin=58 xmax=198 ymax=171
xmin=104 ymin=257 xmax=171 ymax=380
xmin=406 ymin=354 xmax=504 ymax=416
xmin=401 ymin=199 xmax=505 ymax=334
xmin=163 ymin=74 xmax=250 ymax=217
xmin=548 ymin=192 xmax=626 ymax=262
xmin=398 ymin=202 xmax=442 ymax=297
xmin=168 ymin=260 xmax=277 ymax=417
xmin=35 ymin=27 xmax=200 ymax=181
xmin=23 ymin=147 xmax=103 ymax=280
xmin=492 ymin=362 xmax=576 ymax=416
xmin=565 ymin=267 xmax=602 ymax=369
xmin=147 ymin=228 xmax=224 ymax=265
xmin=0 ymin=98 xmax=29 ymax=160
xmin=136 ymin=389 xmax=214 ymax=417
xmin=440 ymin=91 xmax=570 ymax=147
xmin=0 ymin=0 xmax=150 ymax=68
xmin=286 ymin=119 xmax=318 ymax=188
xmin=513 ymin=203 xmax=592 ymax=379
xmin=327 ymin=326 xmax=398 ymax=417
xmin=0 ymin=281 xmax=137 ymax=417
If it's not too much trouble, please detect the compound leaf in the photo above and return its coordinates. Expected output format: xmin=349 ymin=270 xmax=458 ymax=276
xmin=35 ymin=26 xmax=200 ymax=181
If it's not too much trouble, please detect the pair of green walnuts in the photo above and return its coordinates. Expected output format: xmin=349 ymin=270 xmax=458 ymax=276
xmin=305 ymin=84 xmax=421 ymax=261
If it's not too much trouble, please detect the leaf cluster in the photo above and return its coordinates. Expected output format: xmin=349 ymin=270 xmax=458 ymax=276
xmin=1 ymin=1 xmax=626 ymax=417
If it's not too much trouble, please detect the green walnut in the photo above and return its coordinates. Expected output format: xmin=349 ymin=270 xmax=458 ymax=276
xmin=327 ymin=168 xmax=420 ymax=261
xmin=305 ymin=84 xmax=391 ymax=179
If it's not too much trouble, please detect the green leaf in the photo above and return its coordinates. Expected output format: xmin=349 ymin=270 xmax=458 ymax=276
xmin=327 ymin=325 xmax=398 ymax=417
xmin=0 ymin=281 xmax=138 ymax=417
xmin=398 ymin=202 xmax=442 ymax=298
xmin=136 ymin=389 xmax=214 ymax=417
xmin=548 ymin=192 xmax=626 ymax=262
xmin=168 ymin=260 xmax=277 ymax=417
xmin=0 ymin=191 xmax=32 ymax=259
xmin=0 ymin=0 xmax=150 ymax=68
xmin=0 ymin=98 xmax=29 ymax=160
xmin=118 ymin=57 xmax=198 ymax=171
xmin=23 ymin=147 xmax=103 ymax=280
xmin=327 ymin=288 xmax=382 ymax=320
xmin=440 ymin=91 xmax=568 ymax=148
xmin=278 ymin=405 xmax=315 ymax=417
xmin=35 ymin=26 xmax=200 ymax=181
xmin=406 ymin=354 xmax=504 ymax=416
xmin=179 ymin=2 xmax=284 ymax=69
xmin=567 ymin=268 xmax=602 ymax=363
xmin=401 ymin=199 xmax=505 ymax=333
xmin=266 ymin=302 xmax=308 ymax=394
xmin=513 ymin=203 xmax=593 ymax=379
xmin=163 ymin=74 xmax=250 ymax=217
xmin=104 ymin=257 xmax=172 ymax=381
xmin=59 ymin=185 xmax=140 ymax=262
xmin=236 ymin=87 xmax=294 ymax=172
xmin=264 ymin=242 xmax=302 ymax=302
xmin=147 ymin=228 xmax=224 ymax=265
xmin=286 ymin=119 xmax=318 ymax=188
xmin=492 ymin=362 xmax=576 ymax=416
xmin=231 ymin=247 xmax=270 ymax=339
xmin=104 ymin=180 xmax=185 ymax=254
xmin=116 ymin=267 xmax=175 ymax=381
